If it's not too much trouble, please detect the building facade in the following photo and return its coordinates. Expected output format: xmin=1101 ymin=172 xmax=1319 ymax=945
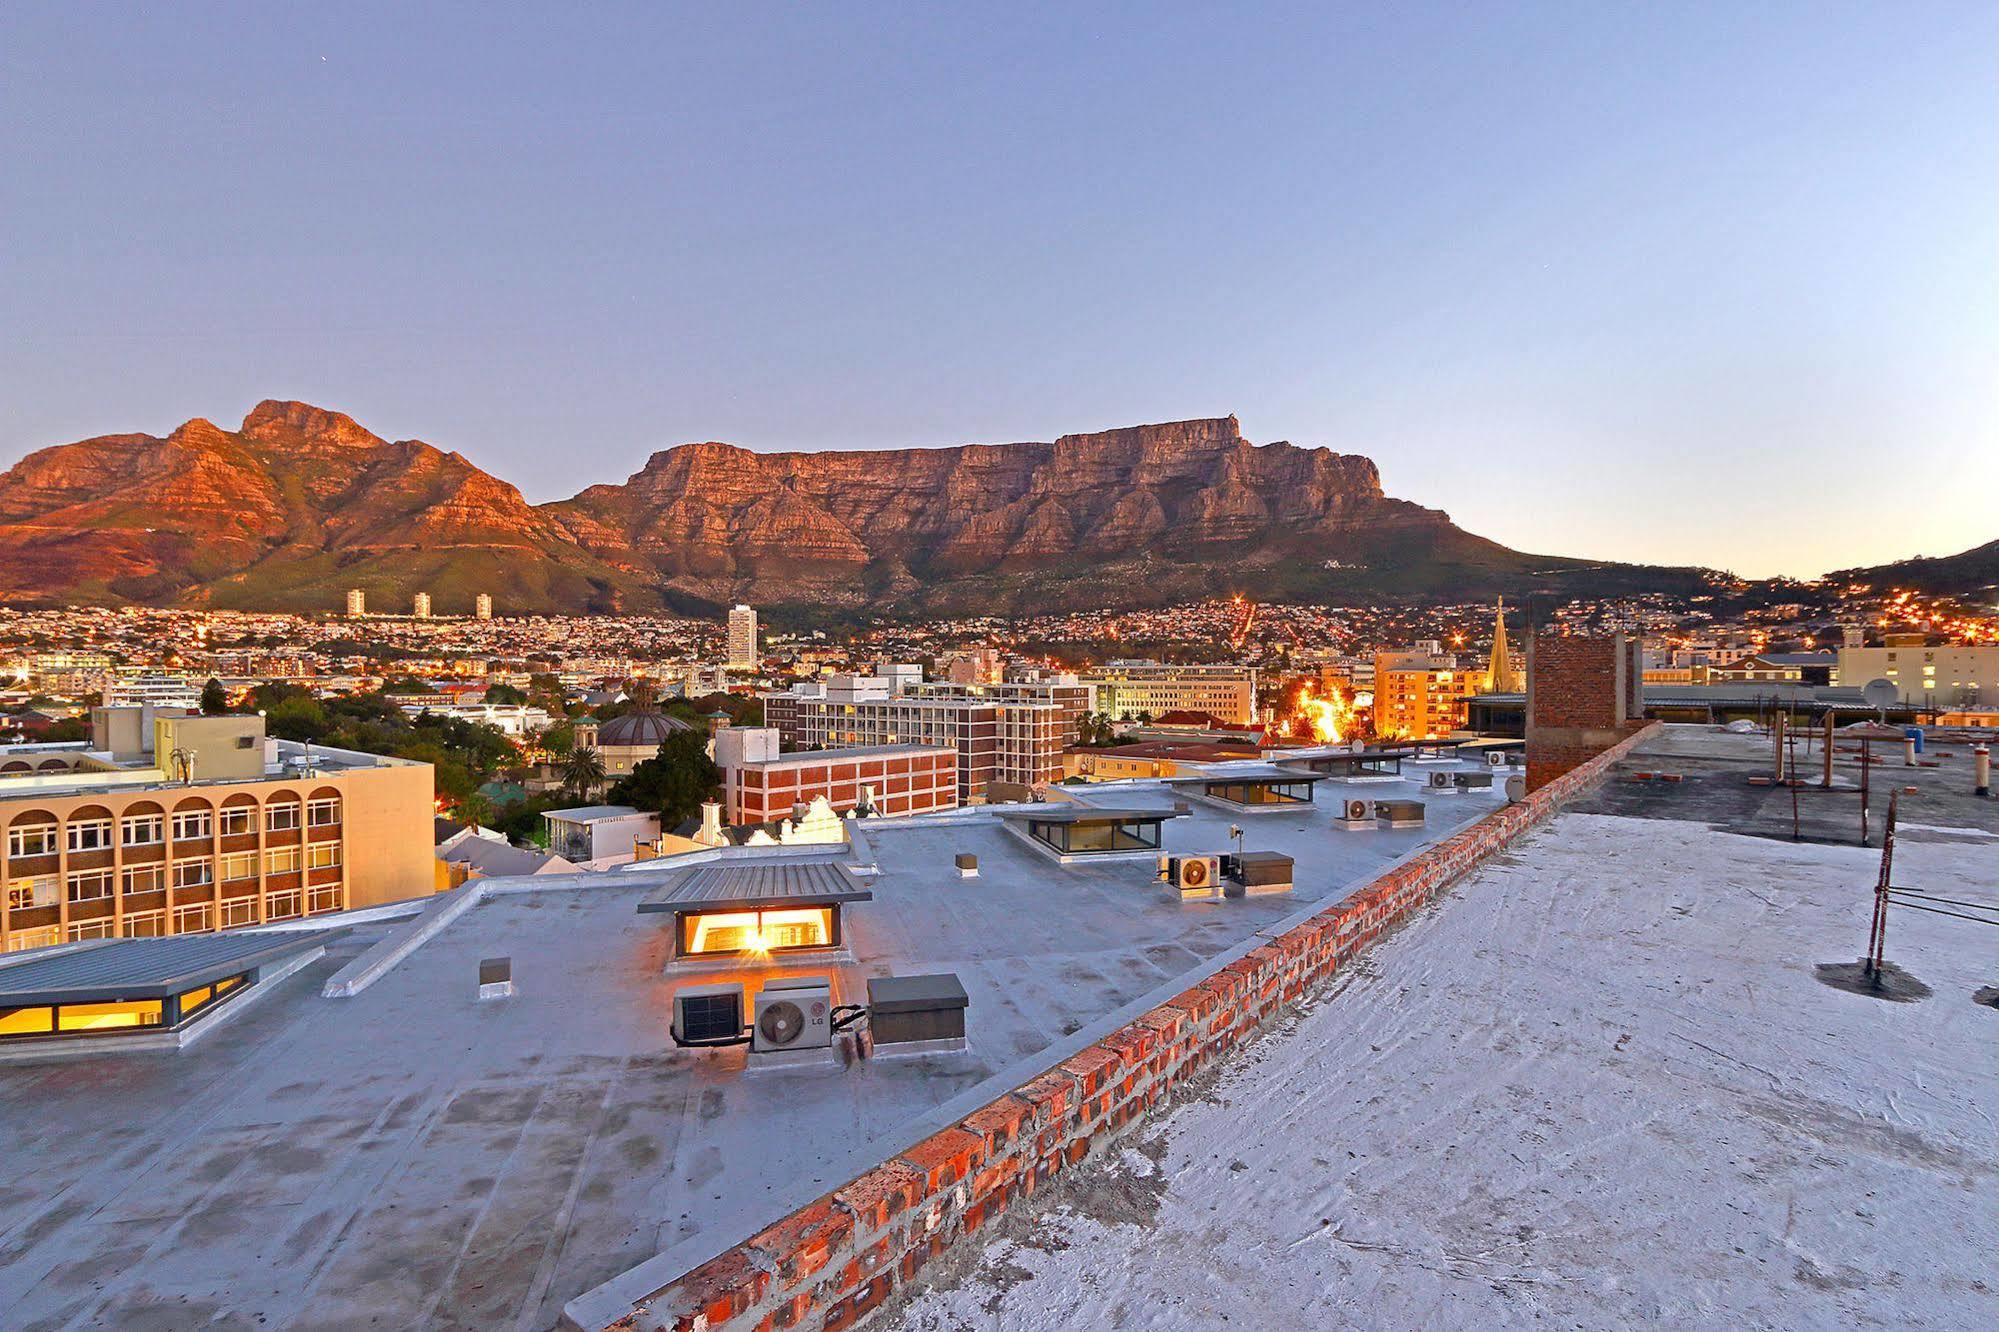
xmin=1837 ymin=642 xmax=1999 ymax=707
xmin=412 ymin=592 xmax=432 ymax=619
xmin=716 ymin=729 xmax=957 ymax=824
xmin=1373 ymin=645 xmax=1484 ymax=739
xmin=762 ymin=678 xmax=1061 ymax=801
xmin=727 ymin=604 xmax=759 ymax=670
xmin=475 ymin=593 xmax=493 ymax=620
xmin=0 ymin=711 xmax=435 ymax=955
xmin=346 ymin=588 xmax=366 ymax=617
xmin=1079 ymin=663 xmax=1257 ymax=726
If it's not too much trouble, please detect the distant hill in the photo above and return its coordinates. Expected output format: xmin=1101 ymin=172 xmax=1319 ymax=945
xmin=1830 ymin=539 xmax=1999 ymax=599
xmin=0 ymin=400 xmax=1715 ymax=616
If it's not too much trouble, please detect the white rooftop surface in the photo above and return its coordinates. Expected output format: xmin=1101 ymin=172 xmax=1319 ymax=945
xmin=897 ymin=809 xmax=1999 ymax=1330
xmin=0 ymin=765 xmax=1507 ymax=1330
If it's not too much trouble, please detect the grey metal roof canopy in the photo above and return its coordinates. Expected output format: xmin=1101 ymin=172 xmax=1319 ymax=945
xmin=1165 ymin=765 xmax=1325 ymax=785
xmin=989 ymin=805 xmax=1191 ymax=826
xmin=636 ymin=861 xmax=876 ymax=915
xmin=0 ymin=932 xmax=334 ymax=1006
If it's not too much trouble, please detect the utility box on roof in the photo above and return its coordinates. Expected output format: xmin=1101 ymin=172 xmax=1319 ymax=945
xmin=867 ymin=973 xmax=969 ymax=1047
xmin=1232 ymin=851 xmax=1294 ymax=896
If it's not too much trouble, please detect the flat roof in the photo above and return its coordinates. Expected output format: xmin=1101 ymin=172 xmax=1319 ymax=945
xmin=0 ymin=931 xmax=331 ymax=1004
xmin=542 ymin=804 xmax=644 ymax=822
xmin=637 ymin=860 xmax=875 ymax=914
xmin=744 ymin=742 xmax=954 ymax=765
xmin=990 ymin=804 xmax=1192 ymax=825
xmin=1166 ymin=765 xmax=1324 ymax=785
xmin=0 ymin=757 xmax=1512 ymax=1328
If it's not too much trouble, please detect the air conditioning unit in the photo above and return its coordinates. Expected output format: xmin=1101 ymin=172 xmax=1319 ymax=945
xmin=1340 ymin=797 xmax=1378 ymax=824
xmin=752 ymin=976 xmax=833 ymax=1053
xmin=1161 ymin=854 xmax=1220 ymax=897
xmin=671 ymin=982 xmax=746 ymax=1047
xmin=1426 ymin=770 xmax=1456 ymax=792
xmin=1486 ymin=751 xmax=1507 ymax=767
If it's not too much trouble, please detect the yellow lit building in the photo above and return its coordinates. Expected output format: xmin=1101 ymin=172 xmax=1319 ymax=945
xmin=1373 ymin=664 xmax=1485 ymax=739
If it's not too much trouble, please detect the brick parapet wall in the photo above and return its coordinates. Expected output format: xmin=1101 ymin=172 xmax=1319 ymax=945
xmin=578 ymin=722 xmax=1661 ymax=1332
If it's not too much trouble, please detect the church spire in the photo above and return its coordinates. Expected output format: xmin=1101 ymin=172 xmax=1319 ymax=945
xmin=1487 ymin=598 xmax=1519 ymax=693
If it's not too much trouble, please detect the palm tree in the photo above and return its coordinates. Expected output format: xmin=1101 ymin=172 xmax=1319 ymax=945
xmin=563 ymin=746 xmax=606 ymax=799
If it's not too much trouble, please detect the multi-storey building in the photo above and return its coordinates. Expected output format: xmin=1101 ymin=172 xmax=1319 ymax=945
xmin=1373 ymin=645 xmax=1484 ymax=739
xmin=102 ymin=671 xmax=204 ymax=711
xmin=1838 ymin=640 xmax=1999 ymax=707
xmin=475 ymin=593 xmax=493 ymax=620
xmin=0 ymin=708 xmax=435 ymax=955
xmin=346 ymin=588 xmax=367 ymax=617
xmin=412 ymin=592 xmax=432 ymax=619
xmin=903 ymin=678 xmax=1094 ymax=741
xmin=761 ymin=674 xmax=1062 ymax=801
xmin=1079 ymin=662 xmax=1258 ymax=726
xmin=715 ymin=728 xmax=956 ymax=824
xmin=727 ymin=604 xmax=759 ymax=670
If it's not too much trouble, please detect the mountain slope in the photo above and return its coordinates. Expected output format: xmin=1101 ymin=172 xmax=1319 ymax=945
xmin=1830 ymin=539 xmax=1999 ymax=599
xmin=0 ymin=402 xmax=1705 ymax=615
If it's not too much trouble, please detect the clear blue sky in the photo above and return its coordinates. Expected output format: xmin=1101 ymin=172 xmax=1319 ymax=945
xmin=4 ymin=3 xmax=1996 ymax=580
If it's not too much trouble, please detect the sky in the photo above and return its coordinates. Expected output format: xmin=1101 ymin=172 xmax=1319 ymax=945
xmin=2 ymin=2 xmax=1996 ymax=581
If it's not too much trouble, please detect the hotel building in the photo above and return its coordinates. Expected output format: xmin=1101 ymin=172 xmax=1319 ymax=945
xmin=0 ymin=708 xmax=436 ymax=956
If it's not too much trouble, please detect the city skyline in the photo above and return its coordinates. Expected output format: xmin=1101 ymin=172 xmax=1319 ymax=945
xmin=5 ymin=5 xmax=1998 ymax=581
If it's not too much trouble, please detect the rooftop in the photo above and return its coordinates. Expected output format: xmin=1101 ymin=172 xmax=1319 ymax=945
xmin=636 ymin=860 xmax=875 ymax=912
xmin=542 ymin=804 xmax=644 ymax=822
xmin=0 ymin=752 xmax=1511 ymax=1327
xmin=899 ymin=728 xmax=1999 ymax=1327
xmin=0 ymin=930 xmax=332 ymax=1004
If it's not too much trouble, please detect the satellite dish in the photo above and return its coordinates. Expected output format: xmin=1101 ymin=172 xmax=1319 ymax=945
xmin=1862 ymin=678 xmax=1899 ymax=715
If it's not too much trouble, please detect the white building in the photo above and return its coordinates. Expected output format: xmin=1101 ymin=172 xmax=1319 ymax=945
xmin=1839 ymin=642 xmax=1999 ymax=707
xmin=412 ymin=592 xmax=432 ymax=619
xmin=727 ymin=604 xmax=759 ymax=670
xmin=346 ymin=588 xmax=366 ymax=617
xmin=1079 ymin=662 xmax=1259 ymax=725
xmin=101 ymin=672 xmax=203 ymax=711
xmin=396 ymin=701 xmax=551 ymax=736
xmin=475 ymin=593 xmax=493 ymax=620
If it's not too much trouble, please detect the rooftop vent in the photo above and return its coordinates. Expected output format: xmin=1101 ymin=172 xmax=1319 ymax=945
xmin=478 ymin=956 xmax=513 ymax=1001
xmin=955 ymin=852 xmax=978 ymax=879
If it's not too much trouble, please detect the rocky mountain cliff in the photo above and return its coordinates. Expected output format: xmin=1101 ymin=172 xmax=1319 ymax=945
xmin=0 ymin=402 xmax=1692 ymax=615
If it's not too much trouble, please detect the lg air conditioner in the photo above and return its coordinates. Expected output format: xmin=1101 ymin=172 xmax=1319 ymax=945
xmin=752 ymin=976 xmax=834 ymax=1053
xmin=1426 ymin=770 xmax=1456 ymax=792
xmin=1341 ymin=797 xmax=1378 ymax=823
xmin=671 ymin=982 xmax=746 ymax=1047
xmin=1486 ymin=751 xmax=1507 ymax=767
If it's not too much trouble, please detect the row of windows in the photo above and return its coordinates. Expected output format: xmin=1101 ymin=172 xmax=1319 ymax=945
xmin=4 ymin=885 xmax=342 ymax=952
xmin=3 ymin=845 xmax=340 ymax=910
xmin=4 ymin=799 xmax=340 ymax=858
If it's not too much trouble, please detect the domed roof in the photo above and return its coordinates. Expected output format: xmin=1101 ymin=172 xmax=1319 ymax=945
xmin=597 ymin=709 xmax=692 ymax=748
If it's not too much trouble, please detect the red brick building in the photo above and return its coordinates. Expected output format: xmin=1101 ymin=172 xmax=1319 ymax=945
xmin=721 ymin=742 xmax=958 ymax=825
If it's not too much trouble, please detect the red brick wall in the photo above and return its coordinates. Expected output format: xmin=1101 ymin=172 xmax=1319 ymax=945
xmin=1525 ymin=633 xmax=1645 ymax=793
xmin=574 ymin=722 xmax=1662 ymax=1332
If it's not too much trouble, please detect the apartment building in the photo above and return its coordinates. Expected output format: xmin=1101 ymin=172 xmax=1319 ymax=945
xmin=1079 ymin=662 xmax=1258 ymax=726
xmin=727 ymin=604 xmax=759 ymax=670
xmin=0 ymin=708 xmax=436 ymax=955
xmin=761 ymin=674 xmax=1062 ymax=801
xmin=1373 ymin=645 xmax=1483 ymax=739
xmin=903 ymin=678 xmax=1095 ymax=739
xmin=715 ymin=727 xmax=956 ymax=824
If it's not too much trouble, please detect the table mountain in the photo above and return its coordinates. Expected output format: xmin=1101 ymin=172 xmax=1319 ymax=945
xmin=0 ymin=401 xmax=1698 ymax=615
